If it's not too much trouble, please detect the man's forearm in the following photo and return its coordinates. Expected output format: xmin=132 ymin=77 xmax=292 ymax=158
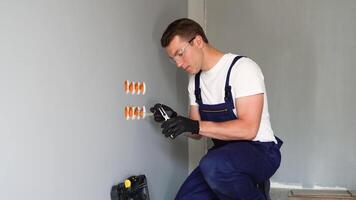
xmin=198 ymin=119 xmax=259 ymax=141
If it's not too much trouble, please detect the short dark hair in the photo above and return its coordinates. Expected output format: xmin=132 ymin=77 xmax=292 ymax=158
xmin=161 ymin=18 xmax=209 ymax=47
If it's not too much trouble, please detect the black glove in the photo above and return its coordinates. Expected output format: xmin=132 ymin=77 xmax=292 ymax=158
xmin=161 ymin=116 xmax=199 ymax=139
xmin=149 ymin=103 xmax=177 ymax=123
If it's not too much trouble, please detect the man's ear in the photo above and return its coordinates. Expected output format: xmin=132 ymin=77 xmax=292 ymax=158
xmin=194 ymin=35 xmax=205 ymax=48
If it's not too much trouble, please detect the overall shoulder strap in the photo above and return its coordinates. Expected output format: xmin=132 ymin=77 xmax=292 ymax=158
xmin=224 ymin=56 xmax=244 ymax=104
xmin=194 ymin=70 xmax=203 ymax=105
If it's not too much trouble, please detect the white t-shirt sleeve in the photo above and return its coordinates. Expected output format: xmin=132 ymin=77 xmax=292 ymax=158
xmin=188 ymin=74 xmax=198 ymax=106
xmin=231 ymin=57 xmax=266 ymax=98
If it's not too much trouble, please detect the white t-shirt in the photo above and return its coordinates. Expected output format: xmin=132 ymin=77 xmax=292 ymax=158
xmin=188 ymin=53 xmax=277 ymax=143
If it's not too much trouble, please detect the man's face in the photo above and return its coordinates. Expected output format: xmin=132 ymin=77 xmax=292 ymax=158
xmin=165 ymin=35 xmax=200 ymax=74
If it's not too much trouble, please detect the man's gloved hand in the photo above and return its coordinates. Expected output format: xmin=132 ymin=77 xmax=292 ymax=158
xmin=149 ymin=103 xmax=177 ymax=123
xmin=161 ymin=116 xmax=199 ymax=139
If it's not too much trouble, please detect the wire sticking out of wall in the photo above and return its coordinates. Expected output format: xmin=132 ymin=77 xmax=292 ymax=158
xmin=124 ymin=106 xmax=151 ymax=120
xmin=124 ymin=80 xmax=146 ymax=95
xmin=123 ymin=80 xmax=150 ymax=120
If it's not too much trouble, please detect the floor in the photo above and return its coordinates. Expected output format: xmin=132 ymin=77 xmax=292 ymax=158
xmin=270 ymin=188 xmax=356 ymax=200
xmin=270 ymin=188 xmax=290 ymax=200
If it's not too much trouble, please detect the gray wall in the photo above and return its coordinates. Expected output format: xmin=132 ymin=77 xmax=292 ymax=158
xmin=187 ymin=0 xmax=208 ymax=173
xmin=0 ymin=1 xmax=188 ymax=199
xmin=206 ymin=0 xmax=356 ymax=189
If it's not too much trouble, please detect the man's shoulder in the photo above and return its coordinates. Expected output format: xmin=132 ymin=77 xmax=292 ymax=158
xmin=225 ymin=53 xmax=256 ymax=67
xmin=232 ymin=56 xmax=261 ymax=72
xmin=230 ymin=56 xmax=264 ymax=84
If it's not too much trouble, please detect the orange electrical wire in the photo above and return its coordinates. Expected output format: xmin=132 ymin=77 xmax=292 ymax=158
xmin=129 ymin=82 xmax=134 ymax=94
xmin=133 ymin=107 xmax=139 ymax=119
xmin=124 ymin=80 xmax=129 ymax=93
xmin=124 ymin=81 xmax=146 ymax=95
xmin=128 ymin=107 xmax=134 ymax=119
xmin=124 ymin=106 xmax=129 ymax=120
xmin=139 ymin=106 xmax=145 ymax=119
xmin=134 ymin=82 xmax=140 ymax=94
xmin=139 ymin=82 xmax=145 ymax=95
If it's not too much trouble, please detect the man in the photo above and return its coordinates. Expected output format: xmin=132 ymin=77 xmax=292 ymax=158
xmin=150 ymin=18 xmax=282 ymax=200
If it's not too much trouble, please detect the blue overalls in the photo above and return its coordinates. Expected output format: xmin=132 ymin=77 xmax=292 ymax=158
xmin=176 ymin=56 xmax=282 ymax=200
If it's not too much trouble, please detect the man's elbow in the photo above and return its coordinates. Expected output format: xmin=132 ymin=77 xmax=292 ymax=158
xmin=244 ymin=127 xmax=259 ymax=140
xmin=187 ymin=134 xmax=202 ymax=140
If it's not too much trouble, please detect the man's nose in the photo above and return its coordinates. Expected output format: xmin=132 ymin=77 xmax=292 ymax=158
xmin=175 ymin=59 xmax=184 ymax=68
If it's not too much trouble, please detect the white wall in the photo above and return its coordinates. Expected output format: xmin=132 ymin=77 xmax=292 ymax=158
xmin=206 ymin=0 xmax=356 ymax=189
xmin=0 ymin=1 xmax=188 ymax=199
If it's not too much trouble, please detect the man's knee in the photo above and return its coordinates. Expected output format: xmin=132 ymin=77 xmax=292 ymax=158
xmin=199 ymin=151 xmax=235 ymax=187
xmin=199 ymin=152 xmax=265 ymax=199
